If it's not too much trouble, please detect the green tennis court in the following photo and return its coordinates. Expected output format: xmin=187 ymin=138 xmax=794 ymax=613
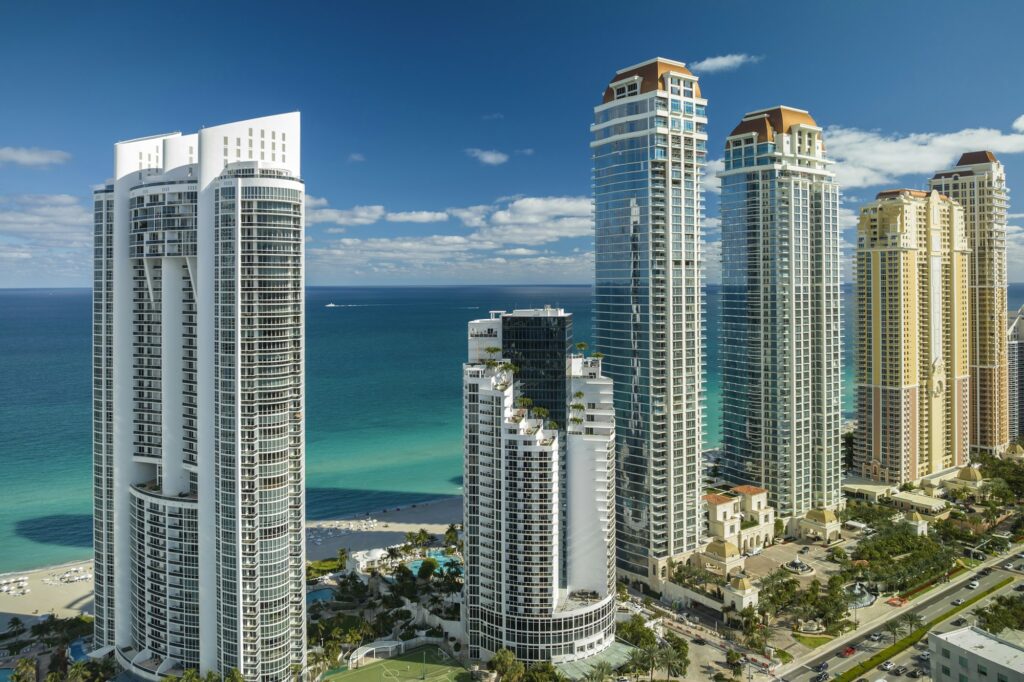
xmin=322 ymin=647 xmax=470 ymax=682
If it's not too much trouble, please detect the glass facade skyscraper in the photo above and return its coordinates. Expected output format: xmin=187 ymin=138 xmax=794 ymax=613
xmin=592 ymin=58 xmax=707 ymax=582
xmin=718 ymin=107 xmax=842 ymax=519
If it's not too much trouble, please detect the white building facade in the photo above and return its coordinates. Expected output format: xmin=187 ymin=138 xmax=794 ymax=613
xmin=592 ymin=57 xmax=708 ymax=584
xmin=93 ymin=113 xmax=306 ymax=681
xmin=718 ymin=107 xmax=843 ymax=520
xmin=463 ymin=316 xmax=616 ymax=664
xmin=930 ymin=627 xmax=1024 ymax=682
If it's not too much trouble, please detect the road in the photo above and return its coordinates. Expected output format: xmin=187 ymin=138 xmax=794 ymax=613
xmin=785 ymin=561 xmax=1023 ymax=682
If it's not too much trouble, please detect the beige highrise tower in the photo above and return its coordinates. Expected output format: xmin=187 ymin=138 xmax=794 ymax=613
xmin=930 ymin=152 xmax=1010 ymax=457
xmin=855 ymin=189 xmax=970 ymax=484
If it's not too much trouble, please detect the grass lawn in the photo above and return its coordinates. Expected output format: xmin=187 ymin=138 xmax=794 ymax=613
xmin=323 ymin=647 xmax=469 ymax=682
xmin=792 ymin=634 xmax=832 ymax=649
xmin=775 ymin=649 xmax=794 ymax=663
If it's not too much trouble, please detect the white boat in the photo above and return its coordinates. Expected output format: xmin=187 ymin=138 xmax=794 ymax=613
xmin=325 ymin=302 xmax=338 ymax=308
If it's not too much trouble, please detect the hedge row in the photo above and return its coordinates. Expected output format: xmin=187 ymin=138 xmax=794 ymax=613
xmin=901 ymin=564 xmax=967 ymax=601
xmin=834 ymin=576 xmax=1015 ymax=682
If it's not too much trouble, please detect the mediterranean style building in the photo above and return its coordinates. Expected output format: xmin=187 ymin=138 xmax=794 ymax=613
xmin=92 ymin=113 xmax=306 ymax=680
xmin=1009 ymin=305 xmax=1024 ymax=443
xmin=463 ymin=311 xmax=616 ymax=664
xmin=592 ymin=57 xmax=708 ymax=584
xmin=929 ymin=152 xmax=1010 ymax=457
xmin=854 ymin=189 xmax=970 ymax=484
xmin=717 ymin=106 xmax=843 ymax=524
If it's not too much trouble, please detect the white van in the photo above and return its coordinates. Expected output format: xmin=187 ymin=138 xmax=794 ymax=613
xmin=746 ymin=547 xmax=762 ymax=557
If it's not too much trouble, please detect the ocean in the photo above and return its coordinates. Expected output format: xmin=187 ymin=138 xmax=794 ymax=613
xmin=0 ymin=284 xmax=1016 ymax=574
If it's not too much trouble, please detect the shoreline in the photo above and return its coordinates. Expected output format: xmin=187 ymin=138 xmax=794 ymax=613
xmin=0 ymin=495 xmax=464 ymax=629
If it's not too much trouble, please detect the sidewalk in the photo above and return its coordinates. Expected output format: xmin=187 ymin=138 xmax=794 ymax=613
xmin=775 ymin=540 xmax=1024 ymax=679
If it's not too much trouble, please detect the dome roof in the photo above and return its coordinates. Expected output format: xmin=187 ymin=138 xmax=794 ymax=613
xmin=957 ymin=467 xmax=983 ymax=482
xmin=906 ymin=512 xmax=926 ymax=522
xmin=805 ymin=508 xmax=839 ymax=525
xmin=706 ymin=539 xmax=740 ymax=558
xmin=730 ymin=576 xmax=754 ymax=591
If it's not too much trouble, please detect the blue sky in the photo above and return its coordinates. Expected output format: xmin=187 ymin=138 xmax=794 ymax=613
xmin=2 ymin=0 xmax=1024 ymax=287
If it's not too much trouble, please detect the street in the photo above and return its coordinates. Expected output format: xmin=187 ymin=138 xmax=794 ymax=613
xmin=785 ymin=561 xmax=1023 ymax=682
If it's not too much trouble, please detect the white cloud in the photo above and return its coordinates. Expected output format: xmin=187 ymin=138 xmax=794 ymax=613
xmin=1013 ymin=115 xmax=1024 ymax=133
xmin=0 ymin=147 xmax=71 ymax=167
xmin=690 ymin=54 xmax=762 ymax=73
xmin=0 ymin=194 xmax=92 ymax=286
xmin=449 ymin=205 xmax=491 ymax=228
xmin=702 ymin=240 xmax=721 ymax=284
xmin=465 ymin=148 xmax=509 ymax=166
xmin=498 ymin=248 xmax=540 ymax=256
xmin=305 ymin=195 xmax=329 ymax=208
xmin=348 ymin=152 xmax=366 ymax=162
xmin=1008 ymin=223 xmax=1024 ymax=282
xmin=704 ymin=158 xmax=725 ymax=194
xmin=385 ymin=210 xmax=449 ymax=223
xmin=826 ymin=119 xmax=1024 ymax=189
xmin=703 ymin=216 xmax=721 ymax=239
xmin=478 ymin=196 xmax=593 ymax=245
xmin=308 ymin=204 xmax=385 ymax=226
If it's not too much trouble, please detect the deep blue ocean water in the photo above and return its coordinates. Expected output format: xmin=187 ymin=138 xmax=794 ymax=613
xmin=1 ymin=283 xmax=1016 ymax=573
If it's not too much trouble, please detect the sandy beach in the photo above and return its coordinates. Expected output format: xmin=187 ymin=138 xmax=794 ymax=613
xmin=0 ymin=562 xmax=95 ymax=631
xmin=305 ymin=496 xmax=463 ymax=561
xmin=0 ymin=496 xmax=463 ymax=630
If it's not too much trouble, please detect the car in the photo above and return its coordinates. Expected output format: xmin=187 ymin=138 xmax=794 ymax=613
xmin=691 ymin=637 xmax=706 ymax=646
xmin=894 ymin=665 xmax=909 ymax=675
xmin=814 ymin=662 xmax=829 ymax=672
xmin=952 ymin=598 xmax=965 ymax=605
xmin=880 ymin=660 xmax=894 ymax=671
xmin=918 ymin=651 xmax=931 ymax=661
xmin=1005 ymin=563 xmax=1014 ymax=570
xmin=800 ymin=546 xmax=812 ymax=554
xmin=909 ymin=669 xmax=925 ymax=678
xmin=840 ymin=646 xmax=857 ymax=658
xmin=980 ymin=567 xmax=993 ymax=576
xmin=813 ymin=673 xmax=828 ymax=682
xmin=952 ymin=617 xmax=968 ymax=626
xmin=1014 ymin=584 xmax=1024 ymax=592
xmin=968 ymin=580 xmax=980 ymax=589
xmin=869 ymin=632 xmax=884 ymax=642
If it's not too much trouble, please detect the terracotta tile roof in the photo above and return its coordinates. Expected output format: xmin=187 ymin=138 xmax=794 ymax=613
xmin=728 ymin=106 xmax=818 ymax=141
xmin=603 ymin=58 xmax=699 ymax=103
xmin=731 ymin=485 xmax=767 ymax=496
xmin=703 ymin=493 xmax=734 ymax=505
xmin=956 ymin=150 xmax=997 ymax=166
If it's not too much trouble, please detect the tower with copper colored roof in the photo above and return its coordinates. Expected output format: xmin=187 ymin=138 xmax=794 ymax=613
xmin=718 ymin=106 xmax=843 ymax=523
xmin=592 ymin=58 xmax=708 ymax=584
xmin=930 ymin=152 xmax=1010 ymax=458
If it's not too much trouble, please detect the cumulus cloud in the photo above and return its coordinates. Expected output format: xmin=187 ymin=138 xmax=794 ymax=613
xmin=826 ymin=119 xmax=1024 ymax=189
xmin=704 ymin=158 xmax=725 ymax=194
xmin=385 ymin=210 xmax=449 ymax=223
xmin=449 ymin=205 xmax=491 ymax=228
xmin=0 ymin=194 xmax=92 ymax=286
xmin=0 ymin=147 xmax=71 ymax=167
xmin=308 ymin=204 xmax=386 ymax=227
xmin=690 ymin=54 xmax=762 ymax=73
xmin=1013 ymin=115 xmax=1024 ymax=133
xmin=305 ymin=195 xmax=329 ymax=208
xmin=348 ymin=152 xmax=366 ymax=162
xmin=465 ymin=148 xmax=509 ymax=165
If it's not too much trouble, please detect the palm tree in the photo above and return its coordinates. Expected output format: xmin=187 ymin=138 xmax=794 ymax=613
xmin=900 ymin=612 xmax=925 ymax=634
xmin=44 ymin=674 xmax=62 ymax=682
xmin=66 ymin=662 xmax=90 ymax=682
xmin=625 ymin=649 xmax=646 ymax=682
xmin=204 ymin=671 xmax=223 ymax=682
xmin=444 ymin=523 xmax=459 ymax=549
xmin=656 ymin=646 xmax=685 ymax=680
xmin=10 ymin=658 xmax=36 ymax=682
xmin=182 ymin=669 xmax=203 ymax=682
xmin=7 ymin=616 xmax=24 ymax=634
xmin=640 ymin=644 xmax=659 ymax=682
xmin=585 ymin=661 xmax=613 ymax=682
xmin=336 ymin=547 xmax=349 ymax=571
xmin=884 ymin=619 xmax=905 ymax=645
xmin=225 ymin=670 xmax=245 ymax=682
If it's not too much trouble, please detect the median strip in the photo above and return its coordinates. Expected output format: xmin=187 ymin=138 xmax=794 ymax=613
xmin=834 ymin=577 xmax=1015 ymax=682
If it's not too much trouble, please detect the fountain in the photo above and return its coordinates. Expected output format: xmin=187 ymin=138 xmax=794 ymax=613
xmin=844 ymin=581 xmax=877 ymax=609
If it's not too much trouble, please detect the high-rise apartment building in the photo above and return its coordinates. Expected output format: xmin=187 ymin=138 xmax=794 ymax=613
xmin=93 ymin=113 xmax=306 ymax=680
xmin=718 ymin=107 xmax=842 ymax=521
xmin=463 ymin=312 xmax=616 ymax=664
xmin=929 ymin=152 xmax=1010 ymax=457
xmin=854 ymin=189 xmax=969 ymax=483
xmin=1008 ymin=306 xmax=1024 ymax=443
xmin=592 ymin=57 xmax=707 ymax=583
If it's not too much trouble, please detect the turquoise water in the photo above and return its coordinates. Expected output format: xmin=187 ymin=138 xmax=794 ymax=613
xmin=1 ymin=283 xmax=1014 ymax=574
xmin=407 ymin=551 xmax=463 ymax=576
xmin=0 ymin=669 xmax=10 ymax=682
xmin=306 ymin=588 xmax=336 ymax=604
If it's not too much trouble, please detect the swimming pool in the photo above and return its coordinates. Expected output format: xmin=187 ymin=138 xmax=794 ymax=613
xmin=407 ymin=551 xmax=462 ymax=576
xmin=306 ymin=587 xmax=336 ymax=604
xmin=68 ymin=638 xmax=88 ymax=662
xmin=0 ymin=668 xmax=12 ymax=682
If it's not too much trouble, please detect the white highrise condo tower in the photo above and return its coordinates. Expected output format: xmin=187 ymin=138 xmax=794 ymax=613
xmin=92 ymin=113 xmax=306 ymax=680
xmin=463 ymin=311 xmax=616 ymax=664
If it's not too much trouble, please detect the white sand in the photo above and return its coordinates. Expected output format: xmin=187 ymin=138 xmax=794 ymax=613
xmin=0 ymin=562 xmax=95 ymax=631
xmin=0 ymin=496 xmax=464 ymax=629
xmin=306 ymin=496 xmax=462 ymax=560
